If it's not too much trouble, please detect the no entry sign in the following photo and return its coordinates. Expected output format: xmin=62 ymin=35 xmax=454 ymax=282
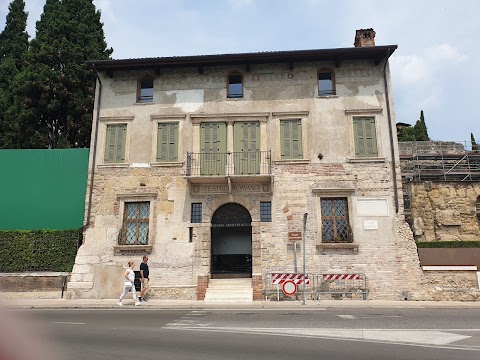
xmin=282 ymin=280 xmax=297 ymax=296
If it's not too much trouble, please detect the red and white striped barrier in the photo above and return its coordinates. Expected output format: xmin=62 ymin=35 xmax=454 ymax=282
xmin=271 ymin=273 xmax=310 ymax=285
xmin=322 ymin=274 xmax=361 ymax=281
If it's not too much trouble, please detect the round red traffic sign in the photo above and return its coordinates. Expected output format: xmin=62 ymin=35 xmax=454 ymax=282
xmin=282 ymin=280 xmax=297 ymax=296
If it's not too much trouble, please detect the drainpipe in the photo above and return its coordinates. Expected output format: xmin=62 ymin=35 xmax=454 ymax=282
xmin=85 ymin=64 xmax=102 ymax=229
xmin=383 ymin=49 xmax=399 ymax=213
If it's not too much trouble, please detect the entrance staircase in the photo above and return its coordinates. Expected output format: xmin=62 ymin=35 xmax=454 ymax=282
xmin=204 ymin=278 xmax=253 ymax=303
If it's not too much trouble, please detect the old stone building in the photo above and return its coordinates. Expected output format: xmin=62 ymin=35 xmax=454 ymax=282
xmin=67 ymin=29 xmax=423 ymax=301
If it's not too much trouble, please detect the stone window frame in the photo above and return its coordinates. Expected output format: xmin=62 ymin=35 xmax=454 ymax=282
xmin=137 ymin=74 xmax=154 ymax=104
xmin=272 ymin=111 xmax=309 ymax=164
xmin=227 ymin=72 xmax=244 ymax=99
xmin=313 ymin=188 xmax=359 ymax=252
xmin=114 ymin=192 xmax=157 ymax=255
xmin=317 ymin=67 xmax=336 ymax=97
xmin=98 ymin=116 xmax=133 ymax=168
xmin=345 ymin=108 xmax=385 ymax=163
xmin=150 ymin=114 xmax=186 ymax=166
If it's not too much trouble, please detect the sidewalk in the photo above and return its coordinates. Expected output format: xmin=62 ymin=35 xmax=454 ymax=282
xmin=3 ymin=297 xmax=480 ymax=310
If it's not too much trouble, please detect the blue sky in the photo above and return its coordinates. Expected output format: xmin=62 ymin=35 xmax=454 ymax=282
xmin=1 ymin=0 xmax=479 ymax=143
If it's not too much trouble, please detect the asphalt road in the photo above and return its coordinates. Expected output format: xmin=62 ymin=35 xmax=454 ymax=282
xmin=5 ymin=307 xmax=480 ymax=360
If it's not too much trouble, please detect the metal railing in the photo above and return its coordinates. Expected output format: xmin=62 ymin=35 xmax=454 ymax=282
xmin=186 ymin=150 xmax=272 ymax=176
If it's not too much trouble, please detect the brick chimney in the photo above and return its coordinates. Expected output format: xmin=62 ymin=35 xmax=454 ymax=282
xmin=354 ymin=28 xmax=376 ymax=47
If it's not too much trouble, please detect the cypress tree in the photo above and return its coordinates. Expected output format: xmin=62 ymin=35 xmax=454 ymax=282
xmin=472 ymin=133 xmax=479 ymax=152
xmin=0 ymin=0 xmax=29 ymax=148
xmin=12 ymin=0 xmax=112 ymax=149
xmin=413 ymin=110 xmax=430 ymax=141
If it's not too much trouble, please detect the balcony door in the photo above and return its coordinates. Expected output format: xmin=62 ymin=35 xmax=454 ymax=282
xmin=234 ymin=121 xmax=260 ymax=175
xmin=200 ymin=122 xmax=227 ymax=175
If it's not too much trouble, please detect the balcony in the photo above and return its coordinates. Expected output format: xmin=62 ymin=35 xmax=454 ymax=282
xmin=186 ymin=151 xmax=272 ymax=185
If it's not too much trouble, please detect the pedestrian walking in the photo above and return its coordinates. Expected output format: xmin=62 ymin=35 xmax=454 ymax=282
xmin=117 ymin=261 xmax=141 ymax=306
xmin=138 ymin=255 xmax=149 ymax=302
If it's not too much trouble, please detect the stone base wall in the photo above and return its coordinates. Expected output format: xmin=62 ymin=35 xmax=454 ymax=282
xmin=418 ymin=271 xmax=480 ymax=301
xmin=147 ymin=285 xmax=196 ymax=300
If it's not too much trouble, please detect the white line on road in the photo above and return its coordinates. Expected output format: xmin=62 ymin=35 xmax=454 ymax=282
xmin=51 ymin=321 xmax=86 ymax=325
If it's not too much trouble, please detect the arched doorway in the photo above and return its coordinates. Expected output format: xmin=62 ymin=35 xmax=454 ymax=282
xmin=211 ymin=203 xmax=252 ymax=278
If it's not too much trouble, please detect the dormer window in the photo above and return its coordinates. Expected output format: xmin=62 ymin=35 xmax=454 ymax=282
xmin=227 ymin=73 xmax=243 ymax=98
xmin=318 ymin=70 xmax=335 ymax=96
xmin=138 ymin=75 xmax=154 ymax=103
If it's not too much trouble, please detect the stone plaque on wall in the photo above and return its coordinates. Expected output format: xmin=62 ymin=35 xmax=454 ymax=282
xmin=363 ymin=219 xmax=379 ymax=230
xmin=357 ymin=198 xmax=389 ymax=216
xmin=192 ymin=183 xmax=270 ymax=195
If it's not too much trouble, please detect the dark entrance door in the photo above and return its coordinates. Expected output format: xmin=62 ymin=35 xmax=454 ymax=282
xmin=211 ymin=203 xmax=252 ymax=278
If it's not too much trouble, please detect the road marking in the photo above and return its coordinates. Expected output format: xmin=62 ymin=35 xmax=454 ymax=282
xmin=51 ymin=321 xmax=85 ymax=325
xmin=338 ymin=315 xmax=356 ymax=319
xmin=163 ymin=326 xmax=478 ymax=349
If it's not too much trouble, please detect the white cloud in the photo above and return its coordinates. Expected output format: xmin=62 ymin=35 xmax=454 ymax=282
xmin=391 ymin=43 xmax=467 ymax=85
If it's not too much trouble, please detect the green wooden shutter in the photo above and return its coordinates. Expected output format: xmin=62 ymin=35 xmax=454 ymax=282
xmin=234 ymin=122 xmax=260 ymax=174
xmin=291 ymin=120 xmax=302 ymax=159
xmin=200 ymin=122 xmax=226 ymax=175
xmin=280 ymin=120 xmax=302 ymax=159
xmin=104 ymin=125 xmax=115 ymax=163
xmin=354 ymin=118 xmax=377 ymax=158
xmin=157 ymin=123 xmax=179 ymax=162
xmin=280 ymin=121 xmax=290 ymax=159
xmin=104 ymin=124 xmax=126 ymax=163
xmin=365 ymin=118 xmax=378 ymax=157
xmin=116 ymin=124 xmax=126 ymax=162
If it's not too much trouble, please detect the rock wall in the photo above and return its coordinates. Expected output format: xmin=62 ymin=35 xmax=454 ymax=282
xmin=406 ymin=182 xmax=480 ymax=242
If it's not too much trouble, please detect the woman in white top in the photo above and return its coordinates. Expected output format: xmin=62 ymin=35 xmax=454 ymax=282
xmin=117 ymin=261 xmax=141 ymax=306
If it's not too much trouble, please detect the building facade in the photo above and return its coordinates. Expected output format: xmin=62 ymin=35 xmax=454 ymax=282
xmin=67 ymin=29 xmax=423 ymax=301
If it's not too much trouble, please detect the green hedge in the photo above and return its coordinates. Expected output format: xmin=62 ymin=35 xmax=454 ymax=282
xmin=0 ymin=229 xmax=82 ymax=272
xmin=416 ymin=241 xmax=480 ymax=248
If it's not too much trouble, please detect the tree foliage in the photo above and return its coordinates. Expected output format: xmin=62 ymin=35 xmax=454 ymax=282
xmin=397 ymin=110 xmax=430 ymax=142
xmin=6 ymin=0 xmax=112 ymax=149
xmin=0 ymin=0 xmax=29 ymax=148
xmin=472 ymin=133 xmax=479 ymax=152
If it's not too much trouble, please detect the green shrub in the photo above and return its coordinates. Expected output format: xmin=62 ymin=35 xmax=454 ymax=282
xmin=0 ymin=229 xmax=82 ymax=272
xmin=416 ymin=241 xmax=480 ymax=248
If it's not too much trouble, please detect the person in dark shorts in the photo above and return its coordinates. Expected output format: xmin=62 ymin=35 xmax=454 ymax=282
xmin=139 ymin=255 xmax=149 ymax=302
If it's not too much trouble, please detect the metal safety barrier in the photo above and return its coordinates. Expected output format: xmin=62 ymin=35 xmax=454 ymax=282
xmin=263 ymin=273 xmax=317 ymax=301
xmin=316 ymin=273 xmax=368 ymax=301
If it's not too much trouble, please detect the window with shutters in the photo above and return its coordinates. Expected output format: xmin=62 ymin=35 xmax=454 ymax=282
xmin=234 ymin=121 xmax=260 ymax=174
xmin=156 ymin=123 xmax=179 ymax=162
xmin=119 ymin=202 xmax=150 ymax=245
xmin=318 ymin=69 xmax=335 ymax=96
xmin=104 ymin=124 xmax=127 ymax=164
xmin=200 ymin=122 xmax=227 ymax=175
xmin=137 ymin=75 xmax=154 ymax=103
xmin=280 ymin=119 xmax=303 ymax=160
xmin=353 ymin=117 xmax=378 ymax=158
xmin=227 ymin=73 xmax=243 ymax=98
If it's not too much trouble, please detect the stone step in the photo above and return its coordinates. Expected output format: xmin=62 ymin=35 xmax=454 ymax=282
xmin=204 ymin=278 xmax=253 ymax=303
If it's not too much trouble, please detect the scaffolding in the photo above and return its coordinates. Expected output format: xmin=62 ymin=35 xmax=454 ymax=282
xmin=400 ymin=141 xmax=480 ymax=182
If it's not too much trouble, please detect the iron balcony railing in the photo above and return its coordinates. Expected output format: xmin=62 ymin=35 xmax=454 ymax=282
xmin=186 ymin=150 xmax=272 ymax=176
